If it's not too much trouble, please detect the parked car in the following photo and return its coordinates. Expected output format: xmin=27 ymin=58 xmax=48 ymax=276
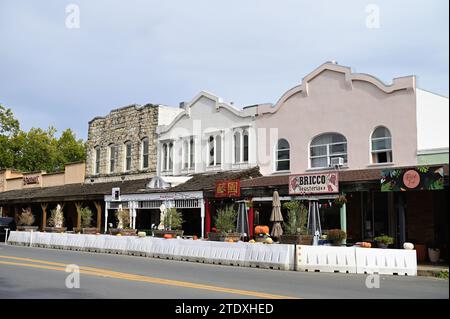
xmin=0 ymin=217 xmax=16 ymax=242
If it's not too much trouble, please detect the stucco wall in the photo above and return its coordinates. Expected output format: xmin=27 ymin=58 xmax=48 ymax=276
xmin=255 ymin=65 xmax=418 ymax=175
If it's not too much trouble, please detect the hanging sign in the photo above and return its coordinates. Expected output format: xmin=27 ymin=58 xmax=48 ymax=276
xmin=381 ymin=166 xmax=444 ymax=192
xmin=215 ymin=180 xmax=241 ymax=198
xmin=289 ymin=172 xmax=339 ymax=195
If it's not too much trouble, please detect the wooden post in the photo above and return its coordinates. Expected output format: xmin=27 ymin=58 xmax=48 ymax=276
xmin=74 ymin=202 xmax=82 ymax=229
xmin=41 ymin=203 xmax=48 ymax=231
xmin=94 ymin=202 xmax=102 ymax=233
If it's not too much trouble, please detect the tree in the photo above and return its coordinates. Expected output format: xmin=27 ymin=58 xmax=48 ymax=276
xmin=0 ymin=104 xmax=19 ymax=136
xmin=55 ymin=129 xmax=86 ymax=171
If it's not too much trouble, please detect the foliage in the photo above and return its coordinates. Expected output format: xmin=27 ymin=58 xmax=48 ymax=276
xmin=164 ymin=208 xmax=184 ymax=230
xmin=0 ymin=104 xmax=86 ymax=172
xmin=115 ymin=208 xmax=130 ymax=229
xmin=48 ymin=205 xmax=64 ymax=228
xmin=214 ymin=206 xmax=237 ymax=234
xmin=80 ymin=207 xmax=93 ymax=228
xmin=327 ymin=229 xmax=347 ymax=243
xmin=334 ymin=194 xmax=347 ymax=207
xmin=18 ymin=207 xmax=35 ymax=226
xmin=436 ymin=271 xmax=449 ymax=279
xmin=374 ymin=235 xmax=394 ymax=245
xmin=282 ymin=201 xmax=309 ymax=235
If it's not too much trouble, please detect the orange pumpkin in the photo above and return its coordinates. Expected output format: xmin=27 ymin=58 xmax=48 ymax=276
xmin=163 ymin=234 xmax=173 ymax=239
xmin=255 ymin=225 xmax=270 ymax=235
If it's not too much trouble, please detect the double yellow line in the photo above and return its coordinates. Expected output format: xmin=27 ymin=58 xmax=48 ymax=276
xmin=0 ymin=255 xmax=298 ymax=299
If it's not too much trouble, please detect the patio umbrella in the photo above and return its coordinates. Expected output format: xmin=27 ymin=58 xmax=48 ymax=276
xmin=307 ymin=201 xmax=322 ymax=246
xmin=236 ymin=201 xmax=249 ymax=240
xmin=270 ymin=190 xmax=284 ymax=238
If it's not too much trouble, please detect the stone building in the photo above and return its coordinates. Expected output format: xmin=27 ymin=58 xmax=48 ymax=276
xmin=85 ymin=104 xmax=182 ymax=183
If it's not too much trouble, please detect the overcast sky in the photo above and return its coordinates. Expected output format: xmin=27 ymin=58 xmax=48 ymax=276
xmin=1 ymin=0 xmax=448 ymax=140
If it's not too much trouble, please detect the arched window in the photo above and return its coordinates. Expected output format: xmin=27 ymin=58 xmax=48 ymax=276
xmin=142 ymin=138 xmax=149 ymax=169
xmin=183 ymin=140 xmax=189 ymax=169
xmin=208 ymin=135 xmax=222 ymax=167
xmin=371 ymin=126 xmax=392 ymax=163
xmin=125 ymin=141 xmax=132 ymax=171
xmin=94 ymin=146 xmax=101 ymax=175
xmin=189 ymin=137 xmax=195 ymax=169
xmin=168 ymin=142 xmax=174 ymax=170
xmin=275 ymin=139 xmax=290 ymax=171
xmin=234 ymin=131 xmax=241 ymax=163
xmin=109 ymin=144 xmax=118 ymax=173
xmin=310 ymin=133 xmax=347 ymax=168
xmin=243 ymin=130 xmax=249 ymax=163
xmin=215 ymin=135 xmax=222 ymax=165
xmin=208 ymin=136 xmax=215 ymax=166
xmin=161 ymin=143 xmax=168 ymax=171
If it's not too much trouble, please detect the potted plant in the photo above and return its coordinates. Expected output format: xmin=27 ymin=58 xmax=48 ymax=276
xmin=374 ymin=235 xmax=394 ymax=249
xmin=334 ymin=194 xmax=347 ymax=207
xmin=153 ymin=208 xmax=184 ymax=238
xmin=427 ymin=241 xmax=441 ymax=263
xmin=109 ymin=207 xmax=137 ymax=236
xmin=17 ymin=207 xmax=39 ymax=231
xmin=80 ymin=207 xmax=97 ymax=234
xmin=208 ymin=206 xmax=241 ymax=242
xmin=254 ymin=225 xmax=270 ymax=242
xmin=45 ymin=204 xmax=67 ymax=233
xmin=279 ymin=201 xmax=313 ymax=245
xmin=327 ymin=229 xmax=347 ymax=246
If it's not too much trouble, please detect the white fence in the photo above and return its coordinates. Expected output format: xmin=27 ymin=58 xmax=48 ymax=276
xmin=296 ymin=245 xmax=417 ymax=276
xmin=6 ymin=232 xmax=416 ymax=275
xmin=6 ymin=231 xmax=294 ymax=271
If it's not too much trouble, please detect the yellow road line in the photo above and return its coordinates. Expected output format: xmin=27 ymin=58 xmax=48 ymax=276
xmin=0 ymin=256 xmax=298 ymax=299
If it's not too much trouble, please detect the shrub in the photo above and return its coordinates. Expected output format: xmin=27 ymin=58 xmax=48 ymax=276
xmin=80 ymin=207 xmax=93 ymax=228
xmin=164 ymin=208 xmax=184 ymax=230
xmin=374 ymin=235 xmax=394 ymax=245
xmin=115 ymin=208 xmax=130 ymax=229
xmin=48 ymin=205 xmax=64 ymax=228
xmin=18 ymin=207 xmax=35 ymax=226
xmin=214 ymin=206 xmax=237 ymax=234
xmin=282 ymin=201 xmax=309 ymax=235
xmin=327 ymin=229 xmax=347 ymax=243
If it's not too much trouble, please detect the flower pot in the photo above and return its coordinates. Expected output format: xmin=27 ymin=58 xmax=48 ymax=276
xmin=377 ymin=243 xmax=389 ymax=249
xmin=207 ymin=232 xmax=241 ymax=242
xmin=415 ymin=244 xmax=427 ymax=262
xmin=44 ymin=227 xmax=67 ymax=233
xmin=16 ymin=226 xmax=39 ymax=232
xmin=82 ymin=228 xmax=98 ymax=235
xmin=279 ymin=234 xmax=313 ymax=245
xmin=152 ymin=230 xmax=184 ymax=238
xmin=109 ymin=228 xmax=137 ymax=236
xmin=428 ymin=248 xmax=441 ymax=263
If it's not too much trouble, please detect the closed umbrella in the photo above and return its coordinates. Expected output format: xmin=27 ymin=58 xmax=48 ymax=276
xmin=307 ymin=201 xmax=322 ymax=246
xmin=270 ymin=190 xmax=284 ymax=238
xmin=236 ymin=201 xmax=249 ymax=241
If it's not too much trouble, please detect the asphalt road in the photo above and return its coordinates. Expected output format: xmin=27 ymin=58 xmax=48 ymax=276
xmin=0 ymin=243 xmax=448 ymax=299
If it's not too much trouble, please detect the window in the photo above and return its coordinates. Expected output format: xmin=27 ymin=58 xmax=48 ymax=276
xmin=183 ymin=140 xmax=189 ymax=169
xmin=208 ymin=135 xmax=222 ymax=167
xmin=161 ymin=141 xmax=174 ymax=172
xmin=109 ymin=144 xmax=118 ymax=173
xmin=275 ymin=139 xmax=290 ymax=171
xmin=94 ymin=146 xmax=100 ymax=175
xmin=142 ymin=138 xmax=149 ymax=169
xmin=182 ymin=137 xmax=195 ymax=170
xmin=125 ymin=142 xmax=132 ymax=171
xmin=243 ymin=130 xmax=249 ymax=163
xmin=371 ymin=126 xmax=392 ymax=164
xmin=234 ymin=132 xmax=241 ymax=163
xmin=310 ymin=133 xmax=347 ymax=168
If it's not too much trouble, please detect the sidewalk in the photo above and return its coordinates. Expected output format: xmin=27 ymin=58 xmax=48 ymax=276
xmin=417 ymin=262 xmax=449 ymax=278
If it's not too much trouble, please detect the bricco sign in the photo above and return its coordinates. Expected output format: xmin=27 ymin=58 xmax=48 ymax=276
xmin=289 ymin=172 xmax=339 ymax=195
xmin=215 ymin=180 xmax=241 ymax=198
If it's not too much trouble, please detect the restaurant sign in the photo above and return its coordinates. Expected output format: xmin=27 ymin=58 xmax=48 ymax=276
xmin=381 ymin=166 xmax=445 ymax=192
xmin=289 ymin=172 xmax=339 ymax=195
xmin=215 ymin=180 xmax=241 ymax=198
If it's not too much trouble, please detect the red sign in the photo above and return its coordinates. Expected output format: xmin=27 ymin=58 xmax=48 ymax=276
xmin=289 ymin=172 xmax=339 ymax=195
xmin=403 ymin=170 xmax=421 ymax=189
xmin=215 ymin=180 xmax=241 ymax=198
xmin=23 ymin=176 xmax=40 ymax=185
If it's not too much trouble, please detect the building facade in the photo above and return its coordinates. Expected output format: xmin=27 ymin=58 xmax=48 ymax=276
xmin=86 ymin=104 xmax=182 ymax=183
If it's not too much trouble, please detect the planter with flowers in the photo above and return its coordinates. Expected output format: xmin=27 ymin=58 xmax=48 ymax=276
xmin=327 ymin=229 xmax=347 ymax=246
xmin=152 ymin=208 xmax=184 ymax=238
xmin=279 ymin=201 xmax=313 ymax=245
xmin=109 ymin=207 xmax=137 ymax=236
xmin=16 ymin=208 xmax=39 ymax=232
xmin=45 ymin=204 xmax=67 ymax=233
xmin=374 ymin=235 xmax=394 ymax=248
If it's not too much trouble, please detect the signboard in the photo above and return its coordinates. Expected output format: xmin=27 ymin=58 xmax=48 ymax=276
xmin=215 ymin=180 xmax=241 ymax=198
xmin=381 ymin=166 xmax=445 ymax=192
xmin=112 ymin=187 xmax=121 ymax=201
xmin=23 ymin=176 xmax=40 ymax=185
xmin=289 ymin=172 xmax=339 ymax=195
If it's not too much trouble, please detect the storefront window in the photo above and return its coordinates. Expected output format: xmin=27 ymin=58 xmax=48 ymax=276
xmin=310 ymin=133 xmax=347 ymax=168
xmin=371 ymin=126 xmax=392 ymax=164
xmin=276 ymin=139 xmax=290 ymax=171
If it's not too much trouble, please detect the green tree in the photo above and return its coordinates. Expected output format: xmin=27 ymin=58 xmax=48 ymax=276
xmin=54 ymin=129 xmax=86 ymax=171
xmin=0 ymin=104 xmax=19 ymax=136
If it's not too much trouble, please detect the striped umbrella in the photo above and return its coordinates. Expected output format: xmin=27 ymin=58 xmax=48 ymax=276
xmin=270 ymin=190 xmax=284 ymax=238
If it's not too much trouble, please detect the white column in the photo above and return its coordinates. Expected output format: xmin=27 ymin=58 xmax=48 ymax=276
xmin=200 ymin=198 xmax=205 ymax=239
xmin=104 ymin=201 xmax=110 ymax=234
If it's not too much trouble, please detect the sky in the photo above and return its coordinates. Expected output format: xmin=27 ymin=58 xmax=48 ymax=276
xmin=0 ymin=0 xmax=448 ymax=140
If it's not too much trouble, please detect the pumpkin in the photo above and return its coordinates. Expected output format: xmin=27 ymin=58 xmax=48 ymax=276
xmin=116 ymin=234 xmax=122 ymax=237
xmin=360 ymin=242 xmax=371 ymax=248
xmin=227 ymin=239 xmax=234 ymax=243
xmin=255 ymin=225 xmax=270 ymax=235
xmin=163 ymin=234 xmax=173 ymax=239
xmin=265 ymin=237 xmax=273 ymax=244
xmin=249 ymin=239 xmax=256 ymax=244
xmin=193 ymin=235 xmax=198 ymax=240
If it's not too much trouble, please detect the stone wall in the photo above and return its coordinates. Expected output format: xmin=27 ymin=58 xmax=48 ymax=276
xmin=85 ymin=104 xmax=160 ymax=183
